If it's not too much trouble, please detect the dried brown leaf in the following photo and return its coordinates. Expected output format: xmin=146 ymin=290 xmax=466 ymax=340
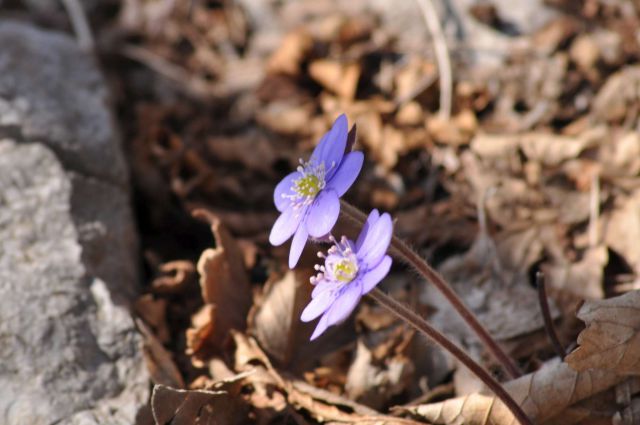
xmin=400 ymin=358 xmax=624 ymax=424
xmin=138 ymin=319 xmax=185 ymax=389
xmin=542 ymin=246 xmax=607 ymax=300
xmin=566 ymin=290 xmax=640 ymax=375
xmin=309 ymin=59 xmax=361 ymax=100
xmin=248 ymin=269 xmax=356 ymax=372
xmin=135 ymin=294 xmax=170 ymax=343
xmin=267 ymin=30 xmax=313 ymax=76
xmin=231 ymin=332 xmax=422 ymax=425
xmin=151 ymin=260 xmax=195 ymax=295
xmin=191 ymin=210 xmax=252 ymax=356
xmin=400 ymin=393 xmax=516 ymax=425
xmin=151 ymin=376 xmax=249 ymax=425
xmin=345 ymin=340 xmax=414 ymax=409
xmin=604 ymin=190 xmax=640 ymax=271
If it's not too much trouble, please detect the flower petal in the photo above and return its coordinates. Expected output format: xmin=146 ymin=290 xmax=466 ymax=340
xmin=361 ymin=255 xmax=392 ymax=294
xmin=274 ymin=171 xmax=300 ymax=212
xmin=289 ymin=224 xmax=309 ymax=268
xmin=300 ymin=285 xmax=337 ymax=322
xmin=355 ymin=209 xmax=380 ymax=251
xmin=325 ymin=151 xmax=364 ymax=197
xmin=311 ymin=114 xmax=348 ymax=179
xmin=269 ymin=206 xmax=302 ymax=246
xmin=324 ymin=280 xmax=363 ymax=326
xmin=306 ymin=189 xmax=339 ymax=238
xmin=310 ymin=312 xmax=331 ymax=341
xmin=357 ymin=212 xmax=393 ymax=266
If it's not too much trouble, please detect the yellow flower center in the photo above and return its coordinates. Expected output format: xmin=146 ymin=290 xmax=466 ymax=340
xmin=294 ymin=174 xmax=322 ymax=198
xmin=333 ymin=259 xmax=358 ymax=282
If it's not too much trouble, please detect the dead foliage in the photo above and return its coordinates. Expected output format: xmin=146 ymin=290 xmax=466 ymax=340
xmin=82 ymin=0 xmax=640 ymax=423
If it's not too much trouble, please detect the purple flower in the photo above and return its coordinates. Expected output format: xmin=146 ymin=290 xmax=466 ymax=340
xmin=300 ymin=210 xmax=393 ymax=340
xmin=269 ymin=114 xmax=364 ymax=268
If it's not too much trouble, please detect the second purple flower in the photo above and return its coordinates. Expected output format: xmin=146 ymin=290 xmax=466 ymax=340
xmin=300 ymin=209 xmax=393 ymax=340
xmin=269 ymin=114 xmax=364 ymax=268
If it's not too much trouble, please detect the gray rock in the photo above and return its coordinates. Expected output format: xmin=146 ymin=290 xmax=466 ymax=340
xmin=0 ymin=21 xmax=148 ymax=425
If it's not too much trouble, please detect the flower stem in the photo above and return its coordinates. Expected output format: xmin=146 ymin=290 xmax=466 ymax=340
xmin=535 ymin=271 xmax=565 ymax=360
xmin=340 ymin=200 xmax=522 ymax=378
xmin=367 ymin=288 xmax=532 ymax=425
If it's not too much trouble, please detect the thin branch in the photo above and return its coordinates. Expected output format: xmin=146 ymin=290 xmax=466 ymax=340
xmin=588 ymin=171 xmax=600 ymax=248
xmin=415 ymin=0 xmax=453 ymax=119
xmin=60 ymin=0 xmax=94 ymax=52
xmin=368 ymin=288 xmax=533 ymax=425
xmin=536 ymin=272 xmax=565 ymax=360
xmin=340 ymin=200 xmax=523 ymax=379
xmin=119 ymin=44 xmax=222 ymax=101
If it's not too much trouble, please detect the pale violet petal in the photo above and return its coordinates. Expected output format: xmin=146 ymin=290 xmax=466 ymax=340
xmin=310 ymin=312 xmax=331 ymax=341
xmin=325 ymin=151 xmax=363 ymax=197
xmin=357 ymin=212 xmax=393 ymax=266
xmin=311 ymin=114 xmax=348 ymax=179
xmin=355 ymin=209 xmax=380 ymax=251
xmin=306 ymin=189 xmax=339 ymax=238
xmin=300 ymin=286 xmax=337 ymax=322
xmin=361 ymin=255 xmax=392 ymax=294
xmin=269 ymin=207 xmax=301 ymax=246
xmin=289 ymin=224 xmax=309 ymax=268
xmin=324 ymin=280 xmax=363 ymax=326
xmin=274 ymin=171 xmax=300 ymax=212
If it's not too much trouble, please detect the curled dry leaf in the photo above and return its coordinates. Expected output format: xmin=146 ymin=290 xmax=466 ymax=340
xmin=566 ymin=290 xmax=640 ymax=375
xmin=188 ymin=210 xmax=252 ymax=361
xmin=151 ymin=260 xmax=196 ymax=295
xmin=231 ymin=331 xmax=423 ymax=425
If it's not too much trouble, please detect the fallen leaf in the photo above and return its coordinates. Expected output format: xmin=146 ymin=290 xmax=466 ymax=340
xmin=151 ymin=260 xmax=196 ymax=295
xmin=398 ymin=358 xmax=624 ymax=424
xmin=248 ymin=269 xmax=357 ymax=372
xmin=191 ymin=210 xmax=252 ymax=358
xmin=542 ymin=246 xmax=608 ymax=300
xmin=151 ymin=376 xmax=248 ymax=425
xmin=345 ymin=339 xmax=414 ymax=409
xmin=135 ymin=294 xmax=170 ymax=343
xmin=137 ymin=319 xmax=185 ymax=389
xmin=566 ymin=290 xmax=640 ymax=375
xmin=399 ymin=393 xmax=516 ymax=425
xmin=604 ymin=190 xmax=640 ymax=273
xmin=267 ymin=30 xmax=313 ymax=76
xmin=309 ymin=59 xmax=361 ymax=100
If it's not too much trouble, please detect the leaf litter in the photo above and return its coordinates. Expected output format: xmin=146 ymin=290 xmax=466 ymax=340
xmin=71 ymin=0 xmax=640 ymax=422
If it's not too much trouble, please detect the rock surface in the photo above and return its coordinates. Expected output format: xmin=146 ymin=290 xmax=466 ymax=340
xmin=0 ymin=21 xmax=148 ymax=425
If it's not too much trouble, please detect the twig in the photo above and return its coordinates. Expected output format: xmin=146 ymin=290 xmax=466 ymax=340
xmin=415 ymin=0 xmax=453 ymax=119
xmin=588 ymin=171 xmax=600 ymax=248
xmin=536 ymin=271 xmax=565 ymax=360
xmin=119 ymin=44 xmax=222 ymax=101
xmin=60 ymin=0 xmax=95 ymax=52
xmin=340 ymin=200 xmax=523 ymax=379
xmin=368 ymin=288 xmax=533 ymax=425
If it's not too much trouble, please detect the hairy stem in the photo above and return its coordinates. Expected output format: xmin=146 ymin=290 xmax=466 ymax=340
xmin=340 ymin=200 xmax=522 ymax=378
xmin=368 ymin=288 xmax=532 ymax=425
xmin=536 ymin=272 xmax=565 ymax=360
